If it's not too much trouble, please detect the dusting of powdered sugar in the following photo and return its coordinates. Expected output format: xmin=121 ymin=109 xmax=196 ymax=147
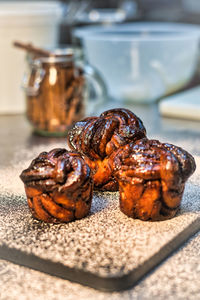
xmin=0 ymin=144 xmax=199 ymax=277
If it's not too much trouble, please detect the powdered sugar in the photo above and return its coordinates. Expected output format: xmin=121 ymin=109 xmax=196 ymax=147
xmin=0 ymin=145 xmax=199 ymax=277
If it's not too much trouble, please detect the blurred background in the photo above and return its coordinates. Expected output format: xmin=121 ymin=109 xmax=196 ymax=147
xmin=58 ymin=0 xmax=200 ymax=44
xmin=2 ymin=0 xmax=200 ymax=45
xmin=1 ymin=0 xmax=200 ymax=129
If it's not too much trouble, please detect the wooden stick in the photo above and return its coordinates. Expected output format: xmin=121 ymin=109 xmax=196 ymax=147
xmin=13 ymin=41 xmax=52 ymax=57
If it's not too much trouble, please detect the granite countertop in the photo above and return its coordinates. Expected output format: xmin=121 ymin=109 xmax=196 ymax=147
xmin=0 ymin=101 xmax=200 ymax=299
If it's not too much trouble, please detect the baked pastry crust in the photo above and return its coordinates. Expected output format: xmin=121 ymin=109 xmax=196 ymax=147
xmin=114 ymin=138 xmax=196 ymax=221
xmin=20 ymin=148 xmax=93 ymax=223
xmin=67 ymin=108 xmax=146 ymax=191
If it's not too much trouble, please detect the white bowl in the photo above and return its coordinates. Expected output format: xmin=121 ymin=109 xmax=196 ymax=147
xmin=74 ymin=22 xmax=200 ymax=103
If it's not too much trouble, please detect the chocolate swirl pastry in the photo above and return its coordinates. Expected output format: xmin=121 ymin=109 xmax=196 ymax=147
xmin=20 ymin=148 xmax=93 ymax=223
xmin=114 ymin=139 xmax=196 ymax=221
xmin=67 ymin=108 xmax=146 ymax=191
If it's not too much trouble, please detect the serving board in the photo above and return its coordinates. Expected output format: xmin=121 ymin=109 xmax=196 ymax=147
xmin=0 ymin=145 xmax=200 ymax=292
xmin=159 ymin=85 xmax=200 ymax=121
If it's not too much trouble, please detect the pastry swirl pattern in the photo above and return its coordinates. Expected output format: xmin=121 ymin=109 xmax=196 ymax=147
xmin=67 ymin=108 xmax=146 ymax=191
xmin=114 ymin=138 xmax=196 ymax=221
xmin=20 ymin=148 xmax=93 ymax=223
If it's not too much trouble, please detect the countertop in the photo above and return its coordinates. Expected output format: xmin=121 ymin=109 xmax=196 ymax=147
xmin=0 ymin=101 xmax=200 ymax=299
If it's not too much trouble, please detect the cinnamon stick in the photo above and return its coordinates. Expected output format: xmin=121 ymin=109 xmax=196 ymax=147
xmin=13 ymin=41 xmax=52 ymax=57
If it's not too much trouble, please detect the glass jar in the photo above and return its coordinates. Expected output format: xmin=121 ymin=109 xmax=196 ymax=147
xmin=22 ymin=47 xmax=107 ymax=136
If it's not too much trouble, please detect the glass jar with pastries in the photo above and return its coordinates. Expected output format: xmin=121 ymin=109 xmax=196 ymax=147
xmin=22 ymin=47 xmax=107 ymax=136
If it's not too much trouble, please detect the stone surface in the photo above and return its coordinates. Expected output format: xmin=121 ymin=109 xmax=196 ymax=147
xmin=0 ymin=144 xmax=200 ymax=279
xmin=0 ymin=231 xmax=200 ymax=300
xmin=1 ymin=103 xmax=200 ymax=298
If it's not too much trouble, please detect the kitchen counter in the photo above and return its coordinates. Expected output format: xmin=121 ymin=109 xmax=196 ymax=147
xmin=0 ymin=101 xmax=200 ymax=299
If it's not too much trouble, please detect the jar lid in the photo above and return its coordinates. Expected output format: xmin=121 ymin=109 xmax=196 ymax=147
xmin=28 ymin=46 xmax=83 ymax=64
